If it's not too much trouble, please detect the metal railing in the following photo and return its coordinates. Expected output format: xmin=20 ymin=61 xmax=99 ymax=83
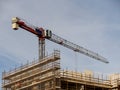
xmin=2 ymin=50 xmax=60 ymax=78
xmin=60 ymin=70 xmax=111 ymax=86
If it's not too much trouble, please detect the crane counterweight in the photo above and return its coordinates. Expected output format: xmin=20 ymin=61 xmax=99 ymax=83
xmin=12 ymin=17 xmax=19 ymax=30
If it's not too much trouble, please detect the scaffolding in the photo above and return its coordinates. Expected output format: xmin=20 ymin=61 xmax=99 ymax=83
xmin=60 ymin=70 xmax=112 ymax=90
xmin=2 ymin=50 xmax=115 ymax=90
xmin=109 ymin=74 xmax=120 ymax=90
xmin=2 ymin=50 xmax=61 ymax=90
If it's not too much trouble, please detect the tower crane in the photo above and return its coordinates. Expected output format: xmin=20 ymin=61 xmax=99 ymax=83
xmin=12 ymin=17 xmax=109 ymax=63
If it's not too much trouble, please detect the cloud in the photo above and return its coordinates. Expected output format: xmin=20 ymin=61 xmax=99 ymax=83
xmin=0 ymin=50 xmax=20 ymax=89
xmin=1 ymin=1 xmax=120 ymax=89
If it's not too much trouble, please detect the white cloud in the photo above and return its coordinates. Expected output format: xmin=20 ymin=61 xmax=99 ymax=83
xmin=0 ymin=1 xmax=120 ymax=89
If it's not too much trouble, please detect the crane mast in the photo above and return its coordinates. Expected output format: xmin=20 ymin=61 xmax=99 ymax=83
xmin=12 ymin=17 xmax=109 ymax=63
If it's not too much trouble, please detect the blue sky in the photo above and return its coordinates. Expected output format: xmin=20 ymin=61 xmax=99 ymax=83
xmin=1 ymin=0 xmax=120 ymax=89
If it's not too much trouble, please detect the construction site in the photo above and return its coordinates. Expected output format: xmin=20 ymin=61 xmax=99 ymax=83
xmin=2 ymin=17 xmax=120 ymax=90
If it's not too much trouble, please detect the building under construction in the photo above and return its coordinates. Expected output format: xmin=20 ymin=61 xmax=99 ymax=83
xmin=2 ymin=50 xmax=120 ymax=90
xmin=2 ymin=17 xmax=120 ymax=90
